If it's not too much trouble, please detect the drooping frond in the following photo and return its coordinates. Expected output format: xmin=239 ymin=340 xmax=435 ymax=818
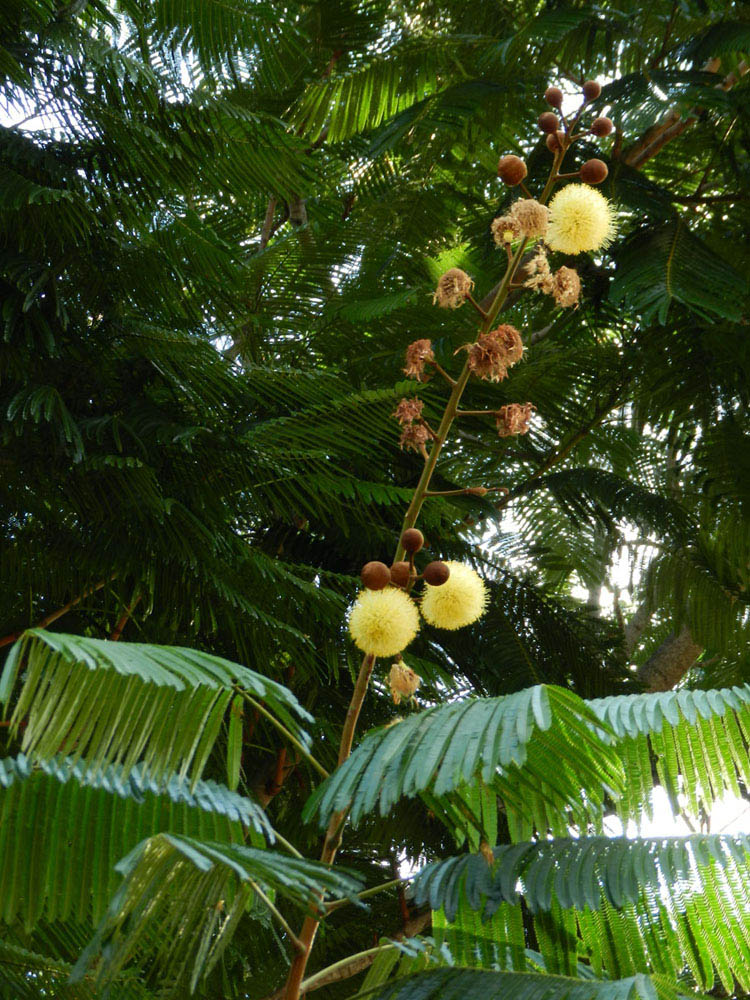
xmin=413 ymin=832 xmax=750 ymax=991
xmin=588 ymin=683 xmax=750 ymax=822
xmin=0 ymin=937 xmax=156 ymax=999
xmin=303 ymin=685 xmax=622 ymax=837
xmin=0 ymin=753 xmax=272 ymax=930
xmin=611 ymin=221 xmax=747 ymax=324
xmin=0 ymin=630 xmax=311 ymax=788
xmin=74 ymin=834 xmax=363 ymax=995
xmin=356 ymin=967 xmax=681 ymax=1000
xmin=306 ymin=680 xmax=750 ymax=839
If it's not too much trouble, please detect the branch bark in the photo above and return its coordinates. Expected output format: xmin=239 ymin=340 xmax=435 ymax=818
xmin=636 ymin=625 xmax=703 ymax=691
xmin=0 ymin=579 xmax=111 ymax=649
xmin=621 ymin=58 xmax=748 ymax=169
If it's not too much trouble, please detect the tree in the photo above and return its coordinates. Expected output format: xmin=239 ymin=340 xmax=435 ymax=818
xmin=1 ymin=0 xmax=750 ymax=998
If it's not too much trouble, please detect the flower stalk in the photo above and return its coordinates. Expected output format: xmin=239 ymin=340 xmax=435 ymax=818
xmin=282 ymin=77 xmax=613 ymax=999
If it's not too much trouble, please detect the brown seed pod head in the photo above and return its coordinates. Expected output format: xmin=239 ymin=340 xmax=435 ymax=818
xmin=497 ymin=154 xmax=527 ymax=186
xmin=580 ymin=158 xmax=609 ymax=185
xmin=423 ymin=561 xmax=450 ymax=586
xmin=582 ymin=80 xmax=602 ymax=102
xmin=538 ymin=111 xmax=559 ymax=134
xmin=361 ymin=561 xmax=391 ymax=591
xmin=401 ymin=527 xmax=424 ymax=553
xmin=545 ymin=132 xmax=562 ymax=152
xmin=544 ymin=86 xmax=564 ymax=109
xmin=390 ymin=561 xmax=412 ymax=588
xmin=591 ymin=116 xmax=614 ymax=137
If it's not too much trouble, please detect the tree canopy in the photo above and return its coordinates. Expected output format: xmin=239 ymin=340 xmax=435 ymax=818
xmin=1 ymin=0 xmax=750 ymax=998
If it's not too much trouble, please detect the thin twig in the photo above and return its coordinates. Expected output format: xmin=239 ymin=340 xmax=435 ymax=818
xmin=237 ymin=691 xmax=329 ymax=780
xmin=250 ymin=880 xmax=305 ymax=952
xmin=110 ymin=593 xmax=141 ymax=641
xmin=0 ymin=579 xmax=111 ymax=649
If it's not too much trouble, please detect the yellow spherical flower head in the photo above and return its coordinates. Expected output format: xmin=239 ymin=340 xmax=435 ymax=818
xmin=546 ymin=184 xmax=615 ymax=255
xmin=421 ymin=561 xmax=488 ymax=631
xmin=348 ymin=587 xmax=420 ymax=658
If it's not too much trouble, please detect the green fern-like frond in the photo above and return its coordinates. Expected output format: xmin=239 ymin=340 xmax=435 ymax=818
xmin=611 ymin=221 xmax=747 ymax=324
xmin=303 ymin=686 xmax=621 ymax=837
xmin=0 ymin=753 xmax=272 ymax=930
xmin=0 ymin=630 xmax=311 ymax=789
xmin=74 ymin=833 xmax=363 ymax=995
xmin=356 ymin=967 xmax=682 ymax=1000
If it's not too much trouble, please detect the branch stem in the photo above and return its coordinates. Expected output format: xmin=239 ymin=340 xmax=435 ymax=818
xmin=237 ymin=691 xmax=329 ymax=780
xmin=325 ymin=876 xmax=405 ymax=912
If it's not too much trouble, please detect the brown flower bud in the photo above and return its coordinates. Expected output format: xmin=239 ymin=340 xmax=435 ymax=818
xmin=465 ymin=486 xmax=488 ymax=496
xmin=580 ymin=158 xmax=608 ymax=185
xmin=544 ymin=86 xmax=564 ymax=109
xmin=401 ymin=528 xmax=424 ymax=553
xmin=582 ymin=80 xmax=601 ymax=102
xmin=546 ymin=132 xmax=562 ymax=152
xmin=390 ymin=561 xmax=411 ymax=588
xmin=361 ymin=561 xmax=391 ymax=590
xmin=497 ymin=154 xmax=527 ymax=186
xmin=423 ymin=561 xmax=450 ymax=586
xmin=591 ymin=116 xmax=613 ymax=137
xmin=538 ymin=112 xmax=559 ymax=133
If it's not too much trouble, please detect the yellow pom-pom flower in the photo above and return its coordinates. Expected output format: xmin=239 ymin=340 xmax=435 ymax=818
xmin=421 ymin=561 xmax=488 ymax=630
xmin=546 ymin=184 xmax=615 ymax=255
xmin=348 ymin=587 xmax=420 ymax=658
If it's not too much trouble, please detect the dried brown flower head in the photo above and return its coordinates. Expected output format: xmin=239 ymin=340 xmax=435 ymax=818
xmin=510 ymin=199 xmax=550 ymax=239
xmin=551 ymin=266 xmax=581 ymax=308
xmin=464 ymin=324 xmax=524 ymax=382
xmin=387 ymin=660 xmax=421 ymax=705
xmin=493 ymin=323 xmax=525 ymax=365
xmin=399 ymin=422 xmax=430 ymax=453
xmin=495 ymin=402 xmax=535 ymax=437
xmin=523 ymin=247 xmax=554 ymax=295
xmin=403 ymin=339 xmax=434 ymax=381
xmin=392 ymin=397 xmax=424 ymax=425
xmin=433 ymin=268 xmax=474 ymax=309
xmin=491 ymin=214 xmax=520 ymax=246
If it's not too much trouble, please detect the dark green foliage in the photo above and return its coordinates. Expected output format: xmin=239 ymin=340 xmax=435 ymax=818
xmin=2 ymin=0 xmax=750 ymax=997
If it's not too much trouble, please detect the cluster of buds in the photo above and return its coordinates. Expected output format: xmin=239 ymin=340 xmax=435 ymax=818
xmin=535 ymin=81 xmax=613 ymax=182
xmin=361 ymin=528 xmax=451 ymax=593
xmin=349 ymin=528 xmax=489 ymax=672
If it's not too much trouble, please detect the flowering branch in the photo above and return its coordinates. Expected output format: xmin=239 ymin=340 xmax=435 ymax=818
xmin=282 ymin=77 xmax=619 ymax=1000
